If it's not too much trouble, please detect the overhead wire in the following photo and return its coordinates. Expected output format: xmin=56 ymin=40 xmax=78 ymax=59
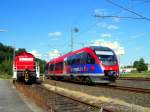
xmin=94 ymin=15 xmax=147 ymax=20
xmin=95 ymin=0 xmax=150 ymax=21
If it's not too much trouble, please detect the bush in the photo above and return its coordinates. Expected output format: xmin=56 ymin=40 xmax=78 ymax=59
xmin=133 ymin=58 xmax=148 ymax=72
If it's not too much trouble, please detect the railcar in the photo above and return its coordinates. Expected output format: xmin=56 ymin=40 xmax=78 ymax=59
xmin=46 ymin=46 xmax=119 ymax=83
xmin=13 ymin=52 xmax=40 ymax=84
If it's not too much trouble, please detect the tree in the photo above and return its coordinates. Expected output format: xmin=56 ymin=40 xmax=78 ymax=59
xmin=35 ymin=58 xmax=46 ymax=73
xmin=133 ymin=58 xmax=148 ymax=72
xmin=133 ymin=61 xmax=139 ymax=68
xmin=15 ymin=48 xmax=26 ymax=55
xmin=0 ymin=43 xmax=14 ymax=75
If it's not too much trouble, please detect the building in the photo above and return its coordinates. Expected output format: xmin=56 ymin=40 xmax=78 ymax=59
xmin=120 ymin=66 xmax=136 ymax=73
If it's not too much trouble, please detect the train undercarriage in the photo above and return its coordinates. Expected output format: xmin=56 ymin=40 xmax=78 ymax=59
xmin=46 ymin=74 xmax=116 ymax=84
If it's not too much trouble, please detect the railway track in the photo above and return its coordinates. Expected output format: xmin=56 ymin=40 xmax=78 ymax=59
xmin=13 ymin=81 xmax=113 ymax=112
xmin=97 ymin=85 xmax=150 ymax=94
xmin=44 ymin=79 xmax=150 ymax=108
xmin=118 ymin=77 xmax=150 ymax=81
xmin=45 ymin=79 xmax=150 ymax=94
xmin=13 ymin=80 xmax=150 ymax=111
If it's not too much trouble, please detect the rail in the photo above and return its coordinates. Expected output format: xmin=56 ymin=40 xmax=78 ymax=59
xmin=13 ymin=81 xmax=113 ymax=112
xmin=97 ymin=85 xmax=150 ymax=94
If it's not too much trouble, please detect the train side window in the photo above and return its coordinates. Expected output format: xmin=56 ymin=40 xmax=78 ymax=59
xmin=67 ymin=56 xmax=72 ymax=65
xmin=55 ymin=63 xmax=58 ymax=70
xmin=71 ymin=55 xmax=75 ymax=65
xmin=49 ymin=64 xmax=54 ymax=71
xmin=87 ymin=54 xmax=95 ymax=64
xmin=81 ymin=52 xmax=88 ymax=64
xmin=68 ymin=56 xmax=71 ymax=65
xmin=46 ymin=64 xmax=49 ymax=70
xmin=74 ymin=54 xmax=81 ymax=65
xmin=54 ymin=62 xmax=63 ymax=71
xmin=59 ymin=62 xmax=63 ymax=70
xmin=67 ymin=53 xmax=82 ymax=65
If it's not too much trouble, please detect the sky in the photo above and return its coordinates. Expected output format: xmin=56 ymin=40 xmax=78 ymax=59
xmin=0 ymin=0 xmax=150 ymax=65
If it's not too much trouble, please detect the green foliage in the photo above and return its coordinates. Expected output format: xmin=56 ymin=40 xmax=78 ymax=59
xmin=35 ymin=58 xmax=46 ymax=73
xmin=133 ymin=58 xmax=148 ymax=72
xmin=133 ymin=61 xmax=139 ymax=68
xmin=15 ymin=48 xmax=26 ymax=55
xmin=2 ymin=60 xmax=12 ymax=75
xmin=124 ymin=65 xmax=133 ymax=68
xmin=0 ymin=73 xmax=12 ymax=79
xmin=0 ymin=43 xmax=14 ymax=76
xmin=120 ymin=72 xmax=150 ymax=78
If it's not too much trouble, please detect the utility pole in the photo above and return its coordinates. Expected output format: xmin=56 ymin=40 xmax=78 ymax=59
xmin=13 ymin=47 xmax=15 ymax=60
xmin=71 ymin=29 xmax=73 ymax=51
xmin=70 ymin=28 xmax=79 ymax=51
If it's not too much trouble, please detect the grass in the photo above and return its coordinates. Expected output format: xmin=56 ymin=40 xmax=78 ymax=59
xmin=119 ymin=71 xmax=150 ymax=78
xmin=0 ymin=73 xmax=12 ymax=79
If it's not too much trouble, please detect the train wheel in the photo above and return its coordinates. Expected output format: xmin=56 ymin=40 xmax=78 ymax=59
xmin=85 ymin=77 xmax=91 ymax=84
xmin=76 ymin=76 xmax=80 ymax=82
xmin=54 ymin=76 xmax=58 ymax=80
xmin=78 ymin=77 xmax=83 ymax=82
xmin=70 ymin=75 xmax=74 ymax=81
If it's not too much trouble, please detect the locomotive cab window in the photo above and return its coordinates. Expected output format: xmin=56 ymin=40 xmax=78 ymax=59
xmin=95 ymin=50 xmax=117 ymax=66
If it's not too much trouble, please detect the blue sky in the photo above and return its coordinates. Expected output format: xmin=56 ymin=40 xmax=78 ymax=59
xmin=0 ymin=0 xmax=150 ymax=65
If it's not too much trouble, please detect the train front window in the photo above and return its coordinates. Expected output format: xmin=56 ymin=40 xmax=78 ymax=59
xmin=95 ymin=51 xmax=117 ymax=66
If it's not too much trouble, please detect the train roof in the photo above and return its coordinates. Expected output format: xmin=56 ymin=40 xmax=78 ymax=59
xmin=47 ymin=46 xmax=113 ymax=64
xmin=15 ymin=52 xmax=34 ymax=57
xmin=89 ymin=46 xmax=112 ymax=51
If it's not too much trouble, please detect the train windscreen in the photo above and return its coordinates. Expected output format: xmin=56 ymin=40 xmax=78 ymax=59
xmin=95 ymin=50 xmax=117 ymax=66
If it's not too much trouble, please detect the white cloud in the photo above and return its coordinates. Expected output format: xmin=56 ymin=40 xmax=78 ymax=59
xmin=30 ymin=50 xmax=42 ymax=59
xmin=130 ymin=34 xmax=144 ymax=39
xmin=101 ymin=33 xmax=112 ymax=38
xmin=96 ymin=23 xmax=119 ymax=30
xmin=91 ymin=40 xmax=125 ymax=56
xmin=113 ymin=17 xmax=120 ymax=22
xmin=47 ymin=49 xmax=61 ymax=59
xmin=94 ymin=8 xmax=107 ymax=15
xmin=48 ymin=32 xmax=62 ymax=37
xmin=0 ymin=29 xmax=8 ymax=32
xmin=135 ymin=47 xmax=143 ymax=51
xmin=131 ymin=35 xmax=138 ymax=39
xmin=107 ymin=25 xmax=119 ymax=30
xmin=96 ymin=22 xmax=107 ymax=28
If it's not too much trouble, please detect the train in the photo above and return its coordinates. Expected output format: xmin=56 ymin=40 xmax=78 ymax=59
xmin=13 ymin=52 xmax=40 ymax=84
xmin=46 ymin=46 xmax=119 ymax=84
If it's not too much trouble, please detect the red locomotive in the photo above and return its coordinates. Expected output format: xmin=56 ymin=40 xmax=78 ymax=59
xmin=46 ymin=46 xmax=119 ymax=83
xmin=13 ymin=52 xmax=40 ymax=84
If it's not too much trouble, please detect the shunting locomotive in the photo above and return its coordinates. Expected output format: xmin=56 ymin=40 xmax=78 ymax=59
xmin=13 ymin=52 xmax=40 ymax=84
